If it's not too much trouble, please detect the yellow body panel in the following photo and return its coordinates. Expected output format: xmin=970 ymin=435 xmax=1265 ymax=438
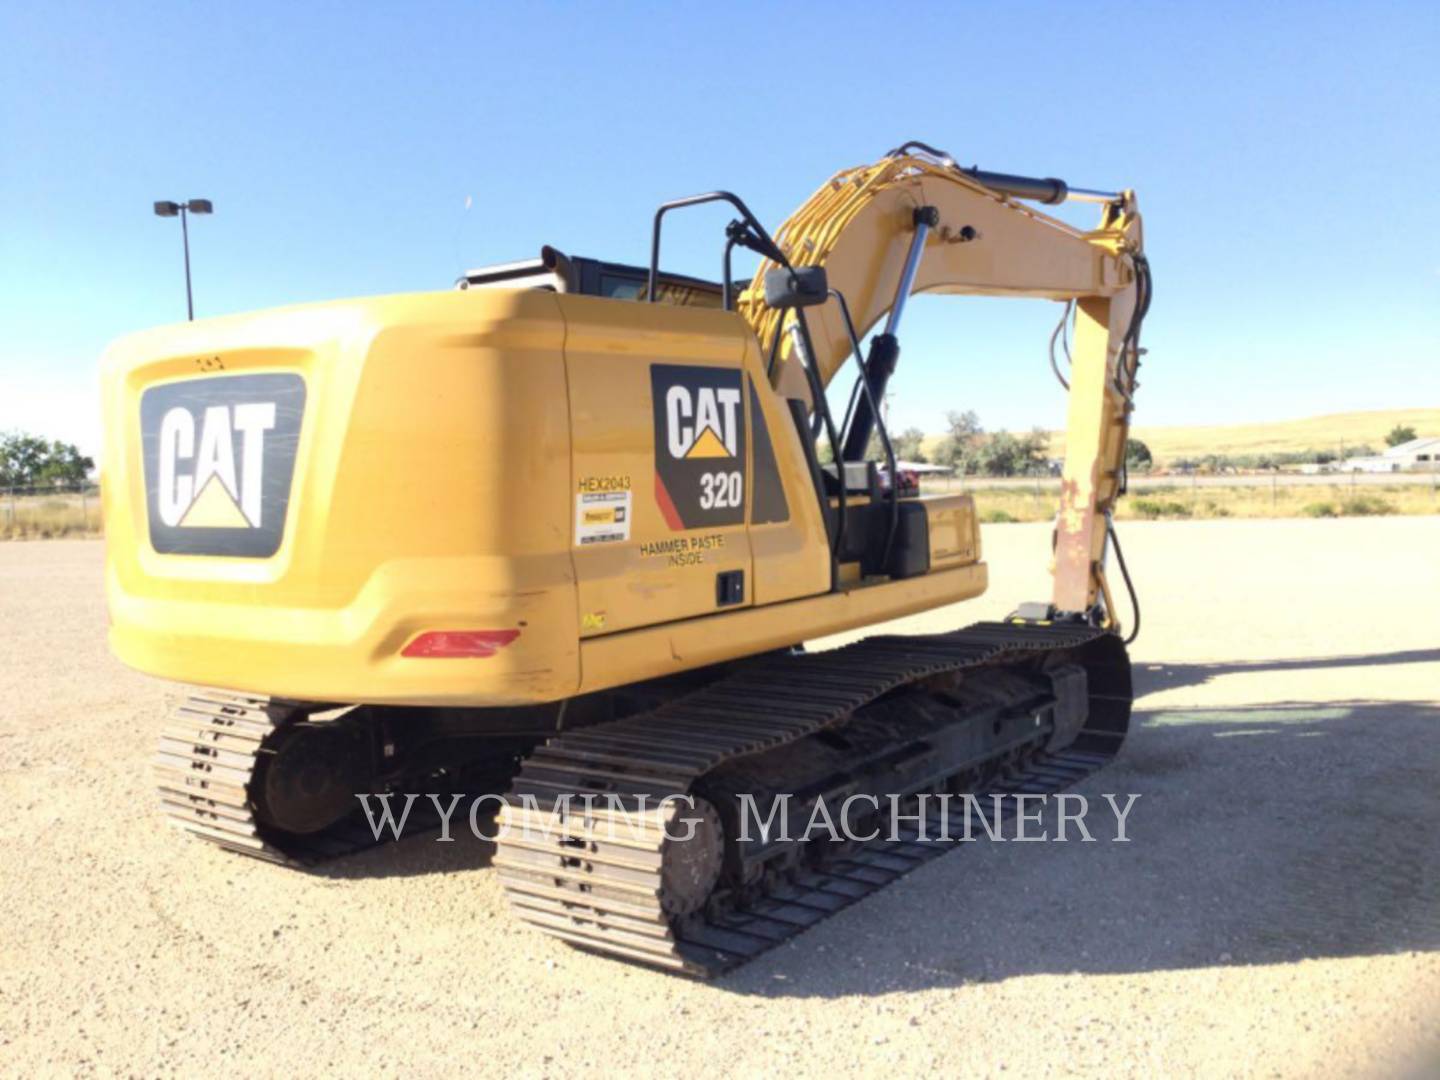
xmin=102 ymin=286 xmax=978 ymax=706
xmin=578 ymin=563 xmax=987 ymax=695
xmin=102 ymin=150 xmax=1145 ymax=704
xmin=920 ymin=493 xmax=982 ymax=569
xmin=560 ymin=295 xmax=757 ymax=636
xmin=103 ymin=289 xmax=581 ymax=705
xmin=551 ymin=293 xmax=832 ymax=638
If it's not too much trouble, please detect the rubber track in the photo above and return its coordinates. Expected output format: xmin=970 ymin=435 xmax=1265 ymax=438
xmin=494 ymin=621 xmax=1128 ymax=976
xmin=154 ymin=692 xmax=456 ymax=866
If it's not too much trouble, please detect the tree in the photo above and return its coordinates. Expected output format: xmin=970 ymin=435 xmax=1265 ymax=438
xmin=0 ymin=431 xmax=94 ymax=488
xmin=38 ymin=440 xmax=95 ymax=486
xmin=834 ymin=425 xmax=931 ymax=464
xmin=1021 ymin=427 xmax=1050 ymax=474
xmin=968 ymin=427 xmax=1050 ymax=477
xmin=0 ymin=432 xmax=47 ymax=486
xmin=1125 ymin=438 xmax=1153 ymax=472
xmin=975 ymin=430 xmax=1024 ymax=476
xmin=936 ymin=410 xmax=984 ymax=471
xmin=830 ymin=424 xmax=930 ymax=467
xmin=889 ymin=426 xmax=927 ymax=463
xmin=1386 ymin=424 xmax=1417 ymax=448
xmin=946 ymin=409 xmax=983 ymax=442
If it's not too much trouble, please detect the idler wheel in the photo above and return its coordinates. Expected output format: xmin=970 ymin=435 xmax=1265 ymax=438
xmin=254 ymin=719 xmax=371 ymax=835
xmin=658 ymin=797 xmax=724 ymax=917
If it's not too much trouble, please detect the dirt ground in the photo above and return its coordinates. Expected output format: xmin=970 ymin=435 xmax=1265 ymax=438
xmin=2 ymin=518 xmax=1437 ymax=1077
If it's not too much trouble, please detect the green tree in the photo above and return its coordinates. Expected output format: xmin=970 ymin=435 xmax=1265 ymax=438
xmin=1386 ymin=424 xmax=1417 ymax=448
xmin=936 ymin=410 xmax=983 ymax=471
xmin=1125 ymin=438 xmax=1153 ymax=472
xmin=976 ymin=431 xmax=1023 ymax=476
xmin=969 ymin=427 xmax=1050 ymax=477
xmin=38 ymin=440 xmax=95 ymax=486
xmin=0 ymin=431 xmax=94 ymax=488
xmin=1 ymin=432 xmax=49 ymax=487
xmin=889 ymin=426 xmax=927 ymax=463
xmin=1020 ymin=427 xmax=1050 ymax=474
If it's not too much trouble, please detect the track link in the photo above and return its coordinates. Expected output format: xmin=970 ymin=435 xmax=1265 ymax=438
xmin=494 ymin=621 xmax=1130 ymax=975
xmin=154 ymin=691 xmax=472 ymax=865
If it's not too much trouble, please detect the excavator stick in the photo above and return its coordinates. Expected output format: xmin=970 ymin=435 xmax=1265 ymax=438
xmin=1054 ymin=291 xmax=1138 ymax=618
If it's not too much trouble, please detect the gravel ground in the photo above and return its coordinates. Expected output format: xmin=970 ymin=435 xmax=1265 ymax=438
xmin=2 ymin=518 xmax=1438 ymax=1077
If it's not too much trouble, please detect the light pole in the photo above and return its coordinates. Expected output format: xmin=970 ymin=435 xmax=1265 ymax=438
xmin=153 ymin=199 xmax=213 ymax=320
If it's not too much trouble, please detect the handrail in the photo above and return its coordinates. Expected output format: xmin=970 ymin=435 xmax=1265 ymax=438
xmin=647 ymin=191 xmax=790 ymax=310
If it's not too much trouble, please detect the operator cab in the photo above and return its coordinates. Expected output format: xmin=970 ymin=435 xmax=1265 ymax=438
xmin=457 ymin=246 xmax=728 ymax=309
xmin=459 ymin=220 xmax=946 ymax=589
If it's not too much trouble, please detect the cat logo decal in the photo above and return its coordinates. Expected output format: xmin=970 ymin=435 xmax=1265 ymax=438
xmin=651 ymin=365 xmax=746 ymax=530
xmin=141 ymin=373 xmax=305 ymax=557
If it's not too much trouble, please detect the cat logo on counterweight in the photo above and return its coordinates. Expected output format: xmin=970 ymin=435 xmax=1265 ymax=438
xmin=140 ymin=373 xmax=305 ymax=557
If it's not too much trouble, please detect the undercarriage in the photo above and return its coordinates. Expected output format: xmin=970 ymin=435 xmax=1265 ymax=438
xmin=157 ymin=620 xmax=1130 ymax=974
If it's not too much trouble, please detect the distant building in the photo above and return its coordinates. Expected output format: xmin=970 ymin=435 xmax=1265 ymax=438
xmin=1342 ymin=436 xmax=1440 ymax=473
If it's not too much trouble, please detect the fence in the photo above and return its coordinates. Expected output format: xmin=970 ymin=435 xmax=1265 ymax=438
xmin=929 ymin=469 xmax=1440 ymax=492
xmin=921 ymin=469 xmax=1440 ymax=522
xmin=2 ymin=482 xmax=102 ymax=538
xmin=3 ymin=470 xmax=1439 ymax=539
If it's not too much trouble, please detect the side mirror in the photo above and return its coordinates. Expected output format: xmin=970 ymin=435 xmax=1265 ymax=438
xmin=763 ymin=265 xmax=828 ymax=309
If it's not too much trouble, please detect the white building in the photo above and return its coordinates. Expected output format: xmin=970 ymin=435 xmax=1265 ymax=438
xmin=1343 ymin=436 xmax=1440 ymax=473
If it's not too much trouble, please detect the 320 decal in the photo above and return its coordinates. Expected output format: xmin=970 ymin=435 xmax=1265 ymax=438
xmin=650 ymin=364 xmax=747 ymax=530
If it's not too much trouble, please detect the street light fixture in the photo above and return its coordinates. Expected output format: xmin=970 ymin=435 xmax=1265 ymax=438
xmin=153 ymin=198 xmax=213 ymax=320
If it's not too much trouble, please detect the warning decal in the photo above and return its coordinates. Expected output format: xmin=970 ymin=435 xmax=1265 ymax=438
xmin=576 ymin=489 xmax=631 ymax=545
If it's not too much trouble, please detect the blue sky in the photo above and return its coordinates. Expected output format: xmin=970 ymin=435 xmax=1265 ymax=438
xmin=2 ymin=1 xmax=1436 ymax=458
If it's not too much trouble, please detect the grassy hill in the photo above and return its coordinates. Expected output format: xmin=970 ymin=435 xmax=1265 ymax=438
xmin=1125 ymin=409 xmax=1440 ymax=466
xmin=921 ymin=409 xmax=1440 ymax=468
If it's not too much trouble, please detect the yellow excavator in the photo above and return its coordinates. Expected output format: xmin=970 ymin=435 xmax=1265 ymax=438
xmin=102 ymin=141 xmax=1150 ymax=975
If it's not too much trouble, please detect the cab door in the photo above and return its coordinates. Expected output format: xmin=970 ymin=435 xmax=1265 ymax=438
xmin=559 ymin=294 xmax=754 ymax=638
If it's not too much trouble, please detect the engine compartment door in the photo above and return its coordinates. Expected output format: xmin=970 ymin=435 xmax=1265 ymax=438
xmin=559 ymin=295 xmax=755 ymax=638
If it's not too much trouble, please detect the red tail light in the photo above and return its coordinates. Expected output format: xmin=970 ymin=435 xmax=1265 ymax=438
xmin=401 ymin=629 xmax=520 ymax=658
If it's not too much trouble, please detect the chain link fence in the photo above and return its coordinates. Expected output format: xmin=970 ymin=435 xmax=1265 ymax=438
xmin=2 ymin=469 xmax=1438 ymax=540
xmin=2 ymin=481 xmax=102 ymax=538
xmin=920 ymin=469 xmax=1440 ymax=523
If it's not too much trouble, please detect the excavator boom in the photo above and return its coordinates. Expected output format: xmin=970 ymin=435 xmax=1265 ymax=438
xmin=738 ymin=147 xmax=1147 ymax=622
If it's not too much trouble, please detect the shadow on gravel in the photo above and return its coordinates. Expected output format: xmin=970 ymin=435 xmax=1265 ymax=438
xmin=721 ymin=698 xmax=1440 ymax=998
xmin=304 ymin=806 xmax=499 ymax=881
xmin=1134 ymin=648 xmax=1440 ymax=695
xmin=281 ymin=691 xmax=1440 ymax=993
